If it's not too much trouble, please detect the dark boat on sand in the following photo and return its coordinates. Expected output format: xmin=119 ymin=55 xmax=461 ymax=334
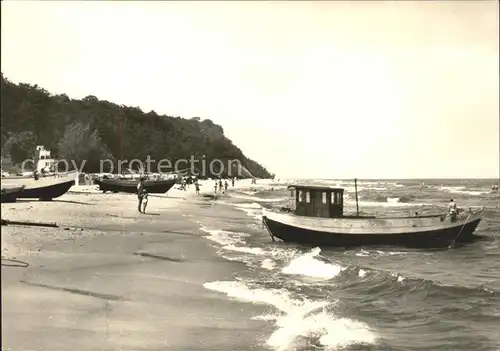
xmin=1 ymin=172 xmax=76 ymax=201
xmin=94 ymin=177 xmax=177 ymax=194
xmin=262 ymin=181 xmax=483 ymax=248
xmin=1 ymin=186 xmax=26 ymax=203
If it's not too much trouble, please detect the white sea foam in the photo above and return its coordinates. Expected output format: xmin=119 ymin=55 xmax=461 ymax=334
xmin=235 ymin=202 xmax=262 ymax=209
xmin=261 ymin=258 xmax=276 ymax=270
xmin=241 ymin=190 xmax=258 ymax=196
xmin=200 ymin=226 xmax=267 ymax=258
xmin=354 ymin=249 xmax=371 ymax=257
xmin=204 ymin=280 xmax=376 ymax=351
xmin=390 ymin=272 xmax=406 ymax=282
xmin=354 ymin=249 xmax=408 ymax=258
xmin=438 ymin=186 xmax=489 ymax=196
xmin=386 ymin=197 xmax=400 ymax=203
xmin=358 ymin=269 xmax=367 ymax=277
xmin=345 ymin=199 xmax=427 ymax=208
xmin=282 ymin=247 xmax=344 ymax=280
xmin=223 ymin=244 xmax=267 ymax=255
xmin=200 ymin=227 xmax=246 ymax=246
xmin=231 ymin=193 xmax=285 ymax=202
xmin=234 ymin=203 xmax=266 ymax=221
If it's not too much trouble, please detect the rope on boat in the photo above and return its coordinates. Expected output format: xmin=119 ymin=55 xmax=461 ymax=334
xmin=449 ymin=212 xmax=472 ymax=247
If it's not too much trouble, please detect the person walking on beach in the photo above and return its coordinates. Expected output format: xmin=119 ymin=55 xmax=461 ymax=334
xmin=137 ymin=178 xmax=145 ymax=213
xmin=224 ymin=180 xmax=228 ymax=193
xmin=232 ymin=177 xmax=235 ymax=187
xmin=195 ymin=180 xmax=200 ymax=195
xmin=141 ymin=189 xmax=149 ymax=213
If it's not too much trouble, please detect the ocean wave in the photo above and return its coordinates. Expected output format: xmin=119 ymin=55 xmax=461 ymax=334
xmin=351 ymin=249 xmax=410 ymax=258
xmin=203 ymin=280 xmax=376 ymax=351
xmin=200 ymin=226 xmax=246 ymax=244
xmin=345 ymin=199 xmax=427 ymax=208
xmin=438 ymin=186 xmax=491 ymax=196
xmin=230 ymin=193 xmax=286 ymax=203
xmin=281 ymin=247 xmax=344 ymax=280
xmin=358 ymin=192 xmax=417 ymax=203
xmin=232 ymin=202 xmax=263 ymax=220
xmin=340 ymin=263 xmax=497 ymax=298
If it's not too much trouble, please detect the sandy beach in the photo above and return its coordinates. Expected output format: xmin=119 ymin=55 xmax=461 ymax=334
xmin=1 ymin=179 xmax=277 ymax=351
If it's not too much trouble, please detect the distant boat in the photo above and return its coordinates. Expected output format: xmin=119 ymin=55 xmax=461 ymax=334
xmin=1 ymin=172 xmax=76 ymax=201
xmin=1 ymin=185 xmax=26 ymax=203
xmin=262 ymin=181 xmax=483 ymax=248
xmin=94 ymin=177 xmax=177 ymax=194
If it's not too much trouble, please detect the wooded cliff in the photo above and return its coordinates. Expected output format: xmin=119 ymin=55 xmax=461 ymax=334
xmin=0 ymin=74 xmax=272 ymax=178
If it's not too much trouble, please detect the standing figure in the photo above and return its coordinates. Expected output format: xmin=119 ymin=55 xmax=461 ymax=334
xmin=137 ymin=178 xmax=145 ymax=213
xmin=448 ymin=199 xmax=458 ymax=222
xmin=141 ymin=189 xmax=149 ymax=213
xmin=224 ymin=180 xmax=228 ymax=193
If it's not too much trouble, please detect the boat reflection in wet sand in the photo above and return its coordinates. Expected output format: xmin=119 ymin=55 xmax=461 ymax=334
xmin=94 ymin=176 xmax=177 ymax=194
xmin=1 ymin=172 xmax=76 ymax=201
xmin=262 ymin=180 xmax=483 ymax=248
xmin=1 ymin=186 xmax=26 ymax=203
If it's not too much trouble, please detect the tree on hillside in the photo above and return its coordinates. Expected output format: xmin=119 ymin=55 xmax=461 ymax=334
xmin=57 ymin=121 xmax=113 ymax=172
xmin=2 ymin=131 xmax=37 ymax=164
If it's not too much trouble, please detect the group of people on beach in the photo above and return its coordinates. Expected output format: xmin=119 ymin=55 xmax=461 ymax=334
xmin=136 ymin=176 xmax=237 ymax=212
xmin=214 ymin=179 xmax=232 ymax=194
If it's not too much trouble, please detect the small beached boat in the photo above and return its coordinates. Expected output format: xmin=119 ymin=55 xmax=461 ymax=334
xmin=262 ymin=181 xmax=483 ymax=248
xmin=94 ymin=177 xmax=177 ymax=194
xmin=1 ymin=186 xmax=26 ymax=203
xmin=1 ymin=172 xmax=76 ymax=201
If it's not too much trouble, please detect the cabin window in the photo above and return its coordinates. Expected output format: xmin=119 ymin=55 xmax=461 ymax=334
xmin=322 ymin=192 xmax=327 ymax=204
xmin=330 ymin=192 xmax=340 ymax=204
xmin=306 ymin=191 xmax=310 ymax=203
xmin=331 ymin=192 xmax=335 ymax=204
xmin=298 ymin=190 xmax=303 ymax=202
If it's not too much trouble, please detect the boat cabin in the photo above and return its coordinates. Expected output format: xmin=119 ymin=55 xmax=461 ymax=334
xmin=288 ymin=185 xmax=344 ymax=218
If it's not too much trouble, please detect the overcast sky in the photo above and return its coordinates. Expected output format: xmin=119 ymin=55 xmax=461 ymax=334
xmin=2 ymin=1 xmax=498 ymax=178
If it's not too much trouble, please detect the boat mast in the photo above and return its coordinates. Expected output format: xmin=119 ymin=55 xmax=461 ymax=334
xmin=354 ymin=178 xmax=360 ymax=216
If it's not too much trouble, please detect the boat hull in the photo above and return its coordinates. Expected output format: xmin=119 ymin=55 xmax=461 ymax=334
xmin=19 ymin=179 xmax=75 ymax=200
xmin=1 ymin=186 xmax=25 ymax=203
xmin=262 ymin=211 xmax=483 ymax=248
xmin=95 ymin=178 xmax=176 ymax=194
xmin=1 ymin=173 xmax=77 ymax=201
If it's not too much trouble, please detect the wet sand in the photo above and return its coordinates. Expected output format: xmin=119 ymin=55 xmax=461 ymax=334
xmin=0 ymin=183 xmax=275 ymax=351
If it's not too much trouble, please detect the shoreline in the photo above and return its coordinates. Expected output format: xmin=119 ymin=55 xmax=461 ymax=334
xmin=1 ymin=184 xmax=273 ymax=351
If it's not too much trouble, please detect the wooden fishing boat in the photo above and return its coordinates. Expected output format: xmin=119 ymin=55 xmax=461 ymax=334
xmin=1 ymin=186 xmax=26 ymax=203
xmin=94 ymin=177 xmax=177 ymax=194
xmin=1 ymin=172 xmax=76 ymax=201
xmin=262 ymin=181 xmax=483 ymax=248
